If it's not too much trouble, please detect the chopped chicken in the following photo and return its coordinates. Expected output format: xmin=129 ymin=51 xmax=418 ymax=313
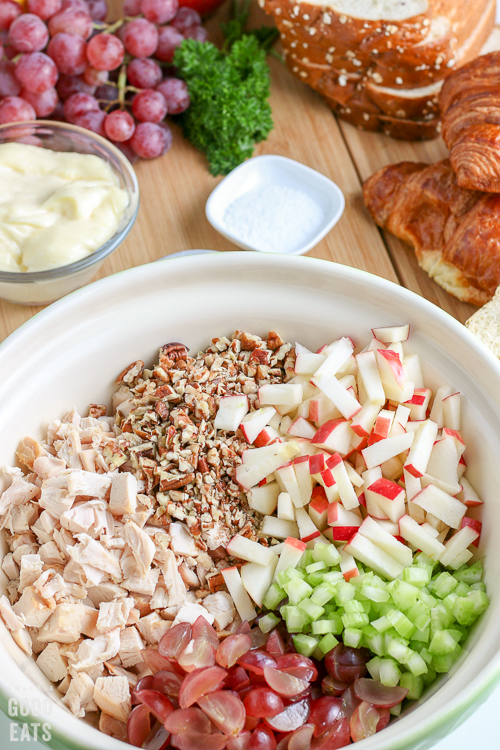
xmin=33 ymin=456 xmax=66 ymax=480
xmin=2 ymin=552 xmax=19 ymax=580
xmin=86 ymin=583 xmax=128 ymax=608
xmin=38 ymin=603 xmax=87 ymax=643
xmin=172 ymin=603 xmax=215 ymax=627
xmin=203 ymin=591 xmax=236 ymax=631
xmin=0 ymin=594 xmax=26 ymax=631
xmin=161 ymin=550 xmax=187 ymax=607
xmin=80 ymin=605 xmax=100 ymax=638
xmin=13 ymin=587 xmax=53 ymax=628
xmin=122 ymin=567 xmax=159 ymax=597
xmin=99 ymin=711 xmax=128 ymax=742
xmin=96 ymin=598 xmax=135 ymax=634
xmin=6 ymin=503 xmax=39 ymax=534
xmin=67 ymin=535 xmax=122 ymax=579
xmin=16 ymin=437 xmax=48 ymax=470
xmin=179 ymin=563 xmax=199 ymax=588
xmin=79 ymin=450 xmax=96 ymax=472
xmin=136 ymin=612 xmax=171 ymax=643
xmin=0 ymin=478 xmax=39 ymax=514
xmin=104 ymin=662 xmax=139 ymax=688
xmin=36 ymin=642 xmax=68 ymax=682
xmin=60 ymin=503 xmax=96 ymax=535
xmin=149 ymin=586 xmax=169 ymax=610
xmin=19 ymin=553 xmax=44 ymax=591
xmin=28 ymin=626 xmax=47 ymax=654
xmin=12 ymin=628 xmax=33 ymax=655
xmin=39 ymin=474 xmax=75 ymax=519
xmin=70 ymin=628 xmax=121 ymax=672
xmin=58 ymin=675 xmax=71 ymax=695
xmin=62 ymin=673 xmax=95 ymax=718
xmin=170 ymin=523 xmax=199 ymax=557
xmin=39 ymin=541 xmax=65 ymax=566
xmin=109 ymin=473 xmax=137 ymax=516
xmin=93 ymin=676 xmax=131 ymax=723
xmin=118 ymin=626 xmax=144 ymax=668
xmin=121 ymin=521 xmax=155 ymax=577
xmin=67 ymin=470 xmax=112 ymax=499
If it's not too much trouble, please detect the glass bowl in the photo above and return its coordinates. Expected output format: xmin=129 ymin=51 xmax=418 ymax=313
xmin=0 ymin=120 xmax=140 ymax=305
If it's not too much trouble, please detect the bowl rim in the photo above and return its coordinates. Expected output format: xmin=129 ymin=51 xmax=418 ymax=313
xmin=0 ymin=120 xmax=140 ymax=283
xmin=0 ymin=251 xmax=499 ymax=750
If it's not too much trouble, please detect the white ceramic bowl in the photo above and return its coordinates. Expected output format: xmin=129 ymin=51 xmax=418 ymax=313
xmin=205 ymin=155 xmax=345 ymax=254
xmin=0 ymin=252 xmax=499 ymax=750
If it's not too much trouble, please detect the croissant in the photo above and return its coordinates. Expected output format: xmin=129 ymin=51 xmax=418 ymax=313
xmin=440 ymin=52 xmax=500 ymax=192
xmin=363 ymin=160 xmax=500 ymax=306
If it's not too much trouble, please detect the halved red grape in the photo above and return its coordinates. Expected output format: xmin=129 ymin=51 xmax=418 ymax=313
xmin=321 ymin=676 xmax=348 ymax=698
xmin=143 ymin=722 xmax=170 ymax=750
xmin=248 ymin=723 xmax=276 ymax=750
xmin=192 ymin=616 xmax=219 ymax=649
xmin=244 ymin=688 xmax=284 ymax=718
xmin=227 ymin=731 xmax=252 ymax=750
xmin=142 ymin=648 xmax=184 ymax=675
xmin=159 ymin=622 xmax=192 ymax=660
xmin=172 ymin=733 xmax=228 ymax=750
xmin=288 ymin=724 xmax=314 ymax=750
xmin=275 ymin=655 xmax=318 ymax=683
xmin=353 ymin=679 xmax=408 ymax=708
xmin=324 ymin=645 xmax=369 ymax=685
xmin=135 ymin=690 xmax=175 ymax=723
xmin=376 ymin=706 xmax=390 ymax=732
xmin=226 ymin=666 xmax=251 ymax=692
xmin=349 ymin=701 xmax=380 ymax=743
xmin=266 ymin=631 xmax=286 ymax=657
xmin=309 ymin=697 xmax=342 ymax=737
xmin=238 ymin=651 xmax=276 ymax=676
xmin=151 ymin=670 xmax=183 ymax=698
xmin=127 ymin=703 xmax=151 ymax=748
xmin=245 ymin=716 xmax=260 ymax=732
xmin=249 ymin=629 xmax=268 ymax=651
xmin=132 ymin=675 xmax=155 ymax=704
xmin=338 ymin=685 xmax=360 ymax=722
xmin=263 ymin=668 xmax=309 ymax=698
xmin=198 ymin=690 xmax=246 ymax=736
xmin=165 ymin=707 xmax=211 ymax=735
xmin=178 ymin=666 xmax=227 ymax=709
xmin=217 ymin=634 xmax=252 ymax=669
xmin=178 ymin=637 xmax=216 ymax=672
xmin=264 ymin=698 xmax=310 ymax=733
xmin=310 ymin=718 xmax=350 ymax=750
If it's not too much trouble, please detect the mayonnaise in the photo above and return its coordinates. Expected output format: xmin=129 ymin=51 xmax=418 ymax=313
xmin=0 ymin=143 xmax=129 ymax=273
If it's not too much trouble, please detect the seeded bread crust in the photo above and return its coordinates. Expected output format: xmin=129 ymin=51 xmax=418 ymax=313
xmin=262 ymin=0 xmax=495 ymax=140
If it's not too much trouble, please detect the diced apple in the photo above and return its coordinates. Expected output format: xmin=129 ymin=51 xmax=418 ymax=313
xmin=235 ymin=441 xmax=300 ymax=490
xmin=261 ymin=516 xmax=299 ymax=540
xmin=374 ymin=519 xmax=399 ymax=536
xmin=277 ymin=492 xmax=295 ymax=522
xmin=404 ymin=388 xmax=432 ymax=421
xmin=460 ymin=516 xmax=482 ymax=545
xmin=240 ymin=556 xmax=279 ymax=607
xmin=309 ymin=453 xmax=327 ymax=476
xmin=442 ymin=428 xmax=466 ymax=457
xmin=439 ymin=526 xmax=479 ymax=568
xmin=362 ymin=466 xmax=383 ymax=491
xmin=242 ymin=444 xmax=282 ymax=463
xmin=345 ymin=462 xmax=363 ymax=488
xmin=402 ymin=354 xmax=424 ymax=389
xmin=326 ymin=525 xmax=362 ymax=542
xmin=368 ymin=410 xmax=395 ymax=445
xmin=428 ymin=385 xmax=453 ymax=429
xmin=356 ymin=350 xmax=386 ymax=406
xmin=275 ymin=463 xmax=304 ymax=509
xmin=404 ymin=469 xmax=425 ymax=523
xmin=425 ymin=513 xmax=449 ymax=533
xmin=279 ymin=417 xmax=293 ymax=436
xmin=312 ymin=372 xmax=362 ymax=420
xmin=457 ymin=455 xmax=467 ymax=479
xmin=326 ymin=453 xmax=359 ymax=510
xmin=327 ymin=502 xmax=362 ymax=528
xmin=386 ymin=341 xmax=404 ymax=360
xmin=314 ymin=337 xmax=354 ymax=378
xmin=214 ymin=394 xmax=249 ymax=431
xmin=458 ymin=477 xmax=483 ymax=508
xmin=398 ymin=515 xmax=445 ymax=561
xmin=412 ymin=484 xmax=467 ymax=529
xmin=372 ymin=324 xmax=410 ymax=344
xmin=221 ymin=566 xmax=257 ymax=622
xmin=254 ymin=426 xmax=282 ymax=448
xmin=268 ymin=411 xmax=282 ymax=430
xmin=240 ymin=407 xmax=277 ymax=444
xmin=349 ymin=432 xmax=369 ymax=456
xmin=351 ymin=401 xmax=381 ymax=438
xmin=391 ymin=404 xmax=411 ymax=433
xmin=362 ymin=432 xmax=414 ymax=470
xmin=420 ymin=522 xmax=440 ymax=539
xmin=258 ymin=384 xmax=303 ymax=407
xmin=312 ymin=419 xmax=354 ymax=456
xmin=248 ymin=482 xmax=280 ymax=515
xmin=376 ymin=348 xmax=404 ymax=391
xmin=270 ymin=541 xmax=285 ymax=556
xmin=227 ymin=535 xmax=278 ymax=566
xmin=295 ymin=507 xmax=321 ymax=542
xmin=344 ymin=533 xmax=404 ymax=580
xmin=308 ymin=494 xmax=329 ymax=531
xmin=365 ymin=478 xmax=406 ymax=523
xmin=447 ymin=548 xmax=473 ymax=570
xmin=425 ymin=437 xmax=461 ymax=495
xmin=404 ymin=420 xmax=438 ymax=478
xmin=308 ymin=393 xmax=341 ymax=425
xmin=442 ymin=392 xmax=461 ymax=431
xmin=381 ymin=456 xmax=404 ymax=482
xmin=366 ymin=337 xmax=386 ymax=352
xmin=273 ymin=537 xmax=307 ymax=581
xmin=288 ymin=417 xmax=317 ymax=440
xmin=293 ymin=455 xmax=313 ymax=504
xmin=295 ymin=351 xmax=326 ymax=375
xmin=358 ymin=516 xmax=412 ymax=567
xmin=338 ymin=546 xmax=360 ymax=582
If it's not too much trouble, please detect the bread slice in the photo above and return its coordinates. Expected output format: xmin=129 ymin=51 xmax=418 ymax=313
xmin=466 ymin=288 xmax=500 ymax=357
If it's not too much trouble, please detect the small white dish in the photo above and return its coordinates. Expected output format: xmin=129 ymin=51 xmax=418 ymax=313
xmin=205 ymin=155 xmax=345 ymax=255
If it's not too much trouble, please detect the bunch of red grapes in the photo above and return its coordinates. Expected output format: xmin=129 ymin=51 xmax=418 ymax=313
xmin=0 ymin=0 xmax=205 ymax=158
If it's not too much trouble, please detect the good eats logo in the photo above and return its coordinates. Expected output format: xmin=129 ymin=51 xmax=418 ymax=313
xmin=7 ymin=695 xmax=52 ymax=743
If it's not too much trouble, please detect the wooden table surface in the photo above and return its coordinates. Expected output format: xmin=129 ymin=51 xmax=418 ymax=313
xmin=0 ymin=1 xmax=495 ymax=340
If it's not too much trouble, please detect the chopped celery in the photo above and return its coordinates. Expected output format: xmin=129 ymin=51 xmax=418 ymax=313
xmin=453 ymin=561 xmax=484 ymax=584
xmin=342 ymin=611 xmax=369 ymax=629
xmin=406 ymin=602 xmax=431 ymax=632
xmin=367 ymin=656 xmax=382 ymax=681
xmin=306 ymin=561 xmax=326 ymax=574
xmin=344 ymin=599 xmax=365 ymax=614
xmin=310 ymin=583 xmax=336 ymax=606
xmin=293 ymin=634 xmax=318 ymax=657
xmin=433 ymin=645 xmax=461 ymax=673
xmin=263 ymin=584 xmax=286 ymax=611
xmin=343 ymin=628 xmax=363 ymax=648
xmin=433 ymin=572 xmax=458 ymax=599
xmin=428 ymin=629 xmax=458 ymax=656
xmin=299 ymin=550 xmax=315 ymax=569
xmin=388 ymin=580 xmax=419 ymax=610
xmin=285 ymin=606 xmax=308 ymax=632
xmin=386 ymin=637 xmax=413 ymax=665
xmin=362 ymin=584 xmax=390 ymax=603
xmin=312 ymin=543 xmax=342 ymax=567
xmin=407 ymin=651 xmax=428 ymax=676
xmin=259 ymin=613 xmax=280 ymax=633
xmin=285 ymin=577 xmax=313 ymax=605
xmin=386 ymin=609 xmax=416 ymax=639
xmin=390 ymin=703 xmax=402 ymax=717
xmin=322 ymin=570 xmax=344 ymax=586
xmin=379 ymin=658 xmax=401 ymax=687
xmin=372 ymin=615 xmax=392 ymax=633
xmin=307 ymin=573 xmax=326 ymax=587
xmin=298 ymin=598 xmax=325 ymax=621
xmin=403 ymin=565 xmax=431 ymax=588
xmin=400 ymin=672 xmax=424 ymax=699
xmin=317 ymin=633 xmax=339 ymax=656
xmin=312 ymin=617 xmax=343 ymax=635
xmin=335 ymin=582 xmax=356 ymax=605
